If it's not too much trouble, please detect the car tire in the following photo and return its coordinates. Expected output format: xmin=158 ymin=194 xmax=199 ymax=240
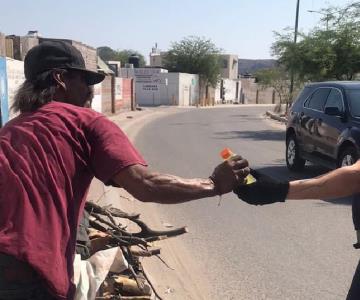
xmin=337 ymin=146 xmax=358 ymax=168
xmin=286 ymin=134 xmax=306 ymax=171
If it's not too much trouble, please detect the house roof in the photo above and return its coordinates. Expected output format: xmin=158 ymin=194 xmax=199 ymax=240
xmin=97 ymin=56 xmax=114 ymax=75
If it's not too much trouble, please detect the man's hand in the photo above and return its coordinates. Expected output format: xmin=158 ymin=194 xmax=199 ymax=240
xmin=234 ymin=169 xmax=289 ymax=205
xmin=210 ymin=155 xmax=250 ymax=195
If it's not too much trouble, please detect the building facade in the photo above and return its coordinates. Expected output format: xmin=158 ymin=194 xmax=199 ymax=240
xmin=120 ymin=67 xmax=199 ymax=106
xmin=220 ymin=54 xmax=239 ymax=80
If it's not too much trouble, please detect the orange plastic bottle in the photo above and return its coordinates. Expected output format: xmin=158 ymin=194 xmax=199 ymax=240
xmin=220 ymin=148 xmax=256 ymax=184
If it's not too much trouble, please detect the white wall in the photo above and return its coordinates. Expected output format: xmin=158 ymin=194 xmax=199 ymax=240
xmin=135 ymin=73 xmax=178 ymax=106
xmin=178 ymin=73 xmax=199 ymax=106
xmin=215 ymin=78 xmax=241 ymax=103
xmin=92 ymin=83 xmax=102 ymax=113
xmin=119 ymin=67 xmax=168 ymax=79
xmin=6 ymin=58 xmax=24 ymax=119
xmin=134 ymin=72 xmax=199 ymax=107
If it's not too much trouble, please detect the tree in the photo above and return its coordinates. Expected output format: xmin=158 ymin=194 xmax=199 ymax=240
xmin=272 ymin=2 xmax=360 ymax=82
xmin=97 ymin=47 xmax=146 ymax=67
xmin=255 ymin=67 xmax=303 ymax=111
xmin=163 ymin=36 xmax=221 ymax=101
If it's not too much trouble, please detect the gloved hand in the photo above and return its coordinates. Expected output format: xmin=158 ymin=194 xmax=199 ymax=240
xmin=233 ymin=169 xmax=289 ymax=205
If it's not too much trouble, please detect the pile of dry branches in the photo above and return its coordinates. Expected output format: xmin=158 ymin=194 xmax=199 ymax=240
xmin=78 ymin=201 xmax=188 ymax=300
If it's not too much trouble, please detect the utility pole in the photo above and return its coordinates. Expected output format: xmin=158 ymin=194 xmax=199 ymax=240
xmin=289 ymin=0 xmax=300 ymax=104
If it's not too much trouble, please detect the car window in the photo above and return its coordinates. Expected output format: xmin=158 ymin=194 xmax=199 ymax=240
xmin=305 ymin=88 xmax=331 ymax=111
xmin=324 ymin=89 xmax=344 ymax=112
xmin=293 ymin=87 xmax=311 ymax=106
xmin=347 ymin=89 xmax=360 ymax=117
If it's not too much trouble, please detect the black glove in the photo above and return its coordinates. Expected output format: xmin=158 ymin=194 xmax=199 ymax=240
xmin=233 ymin=169 xmax=289 ymax=205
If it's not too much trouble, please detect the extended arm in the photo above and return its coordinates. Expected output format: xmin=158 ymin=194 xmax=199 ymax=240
xmin=288 ymin=160 xmax=360 ymax=200
xmin=112 ymin=165 xmax=216 ymax=203
xmin=234 ymin=160 xmax=360 ymax=205
xmin=112 ymin=157 xmax=249 ymax=204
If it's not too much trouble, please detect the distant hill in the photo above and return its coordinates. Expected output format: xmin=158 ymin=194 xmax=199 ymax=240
xmin=238 ymin=59 xmax=277 ymax=75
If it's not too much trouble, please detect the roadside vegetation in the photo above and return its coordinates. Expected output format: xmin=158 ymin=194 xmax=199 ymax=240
xmin=256 ymin=2 xmax=360 ymax=108
xmin=97 ymin=46 xmax=146 ymax=67
xmin=163 ymin=36 xmax=222 ymax=100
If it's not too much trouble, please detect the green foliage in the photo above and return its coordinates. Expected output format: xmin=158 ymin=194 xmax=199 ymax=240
xmin=272 ymin=2 xmax=360 ymax=81
xmin=255 ymin=67 xmax=301 ymax=104
xmin=163 ymin=36 xmax=221 ymax=87
xmin=97 ymin=47 xmax=146 ymax=67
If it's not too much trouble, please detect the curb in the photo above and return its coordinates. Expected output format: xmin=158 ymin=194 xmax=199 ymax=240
xmin=265 ymin=110 xmax=287 ymax=124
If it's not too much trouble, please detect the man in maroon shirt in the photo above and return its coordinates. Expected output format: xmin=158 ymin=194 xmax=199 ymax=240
xmin=0 ymin=41 xmax=249 ymax=299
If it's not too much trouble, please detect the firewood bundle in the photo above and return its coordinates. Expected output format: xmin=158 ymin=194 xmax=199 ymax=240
xmin=76 ymin=201 xmax=188 ymax=300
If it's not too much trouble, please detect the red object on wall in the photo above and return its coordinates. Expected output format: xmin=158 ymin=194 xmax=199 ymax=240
xmin=122 ymin=78 xmax=132 ymax=110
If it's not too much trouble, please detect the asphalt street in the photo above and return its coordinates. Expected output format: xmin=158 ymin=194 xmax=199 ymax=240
xmin=134 ymin=105 xmax=358 ymax=300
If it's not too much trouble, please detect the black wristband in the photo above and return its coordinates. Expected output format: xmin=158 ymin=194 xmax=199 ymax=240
xmin=233 ymin=170 xmax=289 ymax=205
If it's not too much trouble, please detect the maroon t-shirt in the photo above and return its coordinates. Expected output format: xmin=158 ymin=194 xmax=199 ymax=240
xmin=0 ymin=102 xmax=146 ymax=299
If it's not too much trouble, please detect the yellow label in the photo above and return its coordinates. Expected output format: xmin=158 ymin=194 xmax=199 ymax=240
xmin=245 ymin=174 xmax=256 ymax=185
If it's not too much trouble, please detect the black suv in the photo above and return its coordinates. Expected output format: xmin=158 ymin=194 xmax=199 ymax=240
xmin=286 ymin=81 xmax=360 ymax=171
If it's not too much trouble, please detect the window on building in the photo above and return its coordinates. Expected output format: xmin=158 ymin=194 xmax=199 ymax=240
xmin=223 ymin=59 xmax=228 ymax=69
xmin=232 ymin=59 xmax=237 ymax=69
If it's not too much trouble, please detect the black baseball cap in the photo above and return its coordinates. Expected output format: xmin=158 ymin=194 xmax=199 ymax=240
xmin=24 ymin=40 xmax=105 ymax=85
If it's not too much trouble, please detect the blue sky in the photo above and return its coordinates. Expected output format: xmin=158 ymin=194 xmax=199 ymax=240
xmin=0 ymin=0 xmax=353 ymax=61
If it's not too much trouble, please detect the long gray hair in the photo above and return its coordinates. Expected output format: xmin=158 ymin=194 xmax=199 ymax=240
xmin=12 ymin=69 xmax=66 ymax=113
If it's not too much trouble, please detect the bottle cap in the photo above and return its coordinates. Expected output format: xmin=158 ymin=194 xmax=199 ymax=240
xmin=220 ymin=148 xmax=233 ymax=160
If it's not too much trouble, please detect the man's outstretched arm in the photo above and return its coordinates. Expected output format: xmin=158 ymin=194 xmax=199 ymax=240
xmin=112 ymin=156 xmax=249 ymax=204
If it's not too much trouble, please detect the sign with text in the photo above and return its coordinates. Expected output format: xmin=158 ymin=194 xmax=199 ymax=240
xmin=142 ymin=84 xmax=159 ymax=91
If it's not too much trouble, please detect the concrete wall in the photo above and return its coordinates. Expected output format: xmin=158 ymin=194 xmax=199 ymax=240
xmin=92 ymin=82 xmax=102 ymax=113
xmin=6 ymin=58 xmax=25 ymax=119
xmin=6 ymin=35 xmax=21 ymax=60
xmin=220 ymin=54 xmax=238 ymax=80
xmin=5 ymin=39 xmax=13 ymax=58
xmin=119 ymin=67 xmax=168 ymax=79
xmin=114 ymin=77 xmax=122 ymax=112
xmin=135 ymin=73 xmax=176 ymax=106
xmin=134 ymin=72 xmax=199 ymax=107
xmin=100 ymin=75 xmax=112 ymax=114
xmin=122 ymin=78 xmax=132 ymax=110
xmin=0 ymin=57 xmax=25 ymax=123
xmin=215 ymin=79 xmax=241 ymax=103
xmin=114 ymin=77 xmax=132 ymax=111
xmin=240 ymin=77 xmax=280 ymax=104
xmin=149 ymin=54 xmax=162 ymax=67
xmin=179 ymin=73 xmax=199 ymax=106
xmin=91 ymin=77 xmax=133 ymax=114
xmin=149 ymin=51 xmax=167 ymax=67
xmin=0 ymin=33 xmax=5 ymax=57
xmin=2 ymin=36 xmax=39 ymax=60
xmin=119 ymin=67 xmax=199 ymax=107
xmin=0 ymin=57 xmax=8 ymax=125
xmin=20 ymin=37 xmax=39 ymax=60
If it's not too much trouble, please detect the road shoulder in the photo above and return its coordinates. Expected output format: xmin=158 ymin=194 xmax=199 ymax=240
xmin=87 ymin=107 xmax=211 ymax=300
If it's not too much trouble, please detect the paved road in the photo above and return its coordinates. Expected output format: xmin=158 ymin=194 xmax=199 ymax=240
xmin=134 ymin=105 xmax=358 ymax=300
